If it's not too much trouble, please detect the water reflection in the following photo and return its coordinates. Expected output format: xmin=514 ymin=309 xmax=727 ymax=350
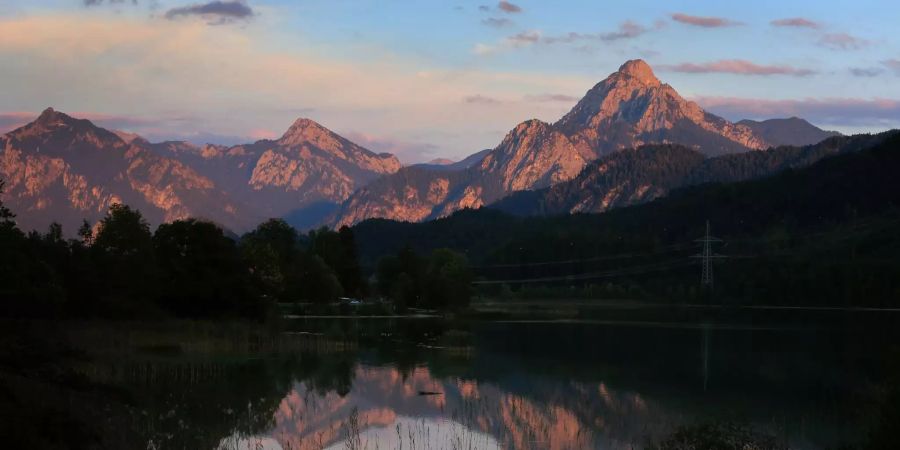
xmin=222 ymin=363 xmax=663 ymax=450
xmin=63 ymin=316 xmax=898 ymax=449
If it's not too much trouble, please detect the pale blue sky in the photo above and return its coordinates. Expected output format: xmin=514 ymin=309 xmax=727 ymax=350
xmin=1 ymin=0 xmax=899 ymax=162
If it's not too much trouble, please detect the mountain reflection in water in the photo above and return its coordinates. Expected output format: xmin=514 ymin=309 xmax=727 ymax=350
xmin=204 ymin=315 xmax=894 ymax=450
xmin=219 ymin=363 xmax=660 ymax=450
xmin=49 ymin=316 xmax=893 ymax=449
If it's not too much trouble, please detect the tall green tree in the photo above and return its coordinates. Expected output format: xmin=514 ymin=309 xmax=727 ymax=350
xmin=91 ymin=204 xmax=158 ymax=314
xmin=154 ymin=219 xmax=264 ymax=319
xmin=240 ymin=219 xmax=301 ymax=301
xmin=241 ymin=219 xmax=344 ymax=304
xmin=308 ymin=226 xmax=366 ymax=298
xmin=424 ymin=249 xmax=473 ymax=310
xmin=0 ymin=181 xmax=63 ymax=316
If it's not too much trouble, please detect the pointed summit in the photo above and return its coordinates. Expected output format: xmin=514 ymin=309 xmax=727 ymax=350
xmin=35 ymin=107 xmax=67 ymax=124
xmin=277 ymin=117 xmax=344 ymax=148
xmin=286 ymin=117 xmax=326 ymax=133
xmin=617 ymin=59 xmax=660 ymax=86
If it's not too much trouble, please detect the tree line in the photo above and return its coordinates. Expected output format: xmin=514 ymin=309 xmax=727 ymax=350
xmin=0 ymin=181 xmax=473 ymax=320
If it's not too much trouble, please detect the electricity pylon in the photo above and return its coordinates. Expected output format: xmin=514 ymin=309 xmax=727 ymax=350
xmin=692 ymin=220 xmax=725 ymax=288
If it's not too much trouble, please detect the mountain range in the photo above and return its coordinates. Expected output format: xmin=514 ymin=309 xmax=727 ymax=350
xmin=330 ymin=60 xmax=839 ymax=226
xmin=0 ymin=59 xmax=845 ymax=234
xmin=490 ymin=132 xmax=889 ymax=217
xmin=0 ymin=109 xmax=399 ymax=233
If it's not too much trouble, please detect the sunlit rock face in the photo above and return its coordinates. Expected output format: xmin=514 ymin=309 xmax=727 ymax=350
xmin=0 ymin=110 xmax=400 ymax=233
xmin=555 ymin=59 xmax=770 ymax=156
xmin=332 ymin=59 xmax=790 ymax=227
xmin=0 ymin=108 xmax=247 ymax=233
xmin=147 ymin=118 xmax=402 ymax=228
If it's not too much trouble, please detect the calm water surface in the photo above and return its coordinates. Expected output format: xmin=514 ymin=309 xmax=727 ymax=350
xmin=94 ymin=310 xmax=900 ymax=449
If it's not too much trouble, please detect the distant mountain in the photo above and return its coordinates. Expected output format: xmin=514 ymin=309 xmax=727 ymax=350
xmin=410 ymin=149 xmax=492 ymax=172
xmin=333 ymin=59 xmax=835 ymax=227
xmin=0 ymin=110 xmax=401 ymax=233
xmin=0 ymin=108 xmax=250 ymax=233
xmin=737 ymin=117 xmax=841 ymax=147
xmin=149 ymin=118 xmax=401 ymax=229
xmin=555 ymin=59 xmax=769 ymax=157
xmin=349 ymin=131 xmax=900 ymax=269
xmin=490 ymin=132 xmax=894 ymax=217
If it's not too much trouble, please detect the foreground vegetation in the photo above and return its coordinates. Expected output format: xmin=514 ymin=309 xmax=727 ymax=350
xmin=0 ymin=182 xmax=474 ymax=321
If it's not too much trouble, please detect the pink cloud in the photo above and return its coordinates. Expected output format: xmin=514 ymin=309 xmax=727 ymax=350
xmin=463 ymin=94 xmax=503 ymax=105
xmin=693 ymin=95 xmax=900 ymax=128
xmin=770 ymin=17 xmax=821 ymax=29
xmin=523 ymin=93 xmax=579 ymax=103
xmin=497 ymin=1 xmax=522 ymax=14
xmin=884 ymin=59 xmax=900 ymax=75
xmin=249 ymin=128 xmax=278 ymax=140
xmin=670 ymin=13 xmax=742 ymax=28
xmin=598 ymin=20 xmax=648 ymax=41
xmin=663 ymin=59 xmax=816 ymax=76
xmin=818 ymin=32 xmax=868 ymax=50
xmin=0 ymin=112 xmax=35 ymax=133
xmin=342 ymin=131 xmax=440 ymax=164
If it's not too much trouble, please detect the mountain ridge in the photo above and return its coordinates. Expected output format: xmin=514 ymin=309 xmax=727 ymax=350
xmin=0 ymin=109 xmax=401 ymax=233
xmin=331 ymin=59 xmax=837 ymax=227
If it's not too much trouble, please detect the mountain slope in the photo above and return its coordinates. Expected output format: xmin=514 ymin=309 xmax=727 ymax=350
xmin=349 ymin=130 xmax=900 ymax=269
xmin=0 ymin=108 xmax=249 ymax=233
xmin=556 ymin=59 xmax=769 ymax=156
xmin=333 ymin=59 xmax=836 ymax=227
xmin=490 ymin=132 xmax=893 ymax=217
xmin=0 ymin=110 xmax=401 ymax=233
xmin=737 ymin=117 xmax=841 ymax=147
xmin=150 ymin=118 xmax=401 ymax=227
xmin=410 ymin=149 xmax=491 ymax=172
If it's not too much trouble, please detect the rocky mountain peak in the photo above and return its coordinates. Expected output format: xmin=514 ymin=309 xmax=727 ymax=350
xmin=277 ymin=117 xmax=344 ymax=149
xmin=32 ymin=107 xmax=76 ymax=129
xmin=554 ymin=59 xmax=770 ymax=154
xmin=616 ymin=59 xmax=660 ymax=87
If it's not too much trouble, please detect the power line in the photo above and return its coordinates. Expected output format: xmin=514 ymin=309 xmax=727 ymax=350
xmin=472 ymin=258 xmax=693 ymax=285
xmin=691 ymin=220 xmax=726 ymax=288
xmin=471 ymin=242 xmax=694 ymax=270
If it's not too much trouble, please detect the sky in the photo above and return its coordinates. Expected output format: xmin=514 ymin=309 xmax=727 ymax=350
xmin=1 ymin=0 xmax=899 ymax=163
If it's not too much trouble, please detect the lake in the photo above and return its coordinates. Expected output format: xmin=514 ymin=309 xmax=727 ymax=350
xmin=58 ymin=304 xmax=899 ymax=449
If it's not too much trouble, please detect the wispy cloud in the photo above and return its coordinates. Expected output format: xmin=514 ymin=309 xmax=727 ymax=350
xmin=770 ymin=17 xmax=822 ymax=29
xmin=523 ymin=94 xmax=579 ymax=103
xmin=884 ymin=59 xmax=900 ymax=75
xmin=818 ymin=32 xmax=868 ymax=50
xmin=694 ymin=96 xmax=900 ymax=128
xmin=670 ymin=13 xmax=742 ymax=28
xmin=463 ymin=94 xmax=503 ymax=105
xmin=481 ymin=17 xmax=513 ymax=28
xmin=543 ymin=23 xmax=648 ymax=44
xmin=474 ymin=29 xmax=541 ymax=55
xmin=663 ymin=59 xmax=815 ymax=77
xmin=342 ymin=131 xmax=441 ymax=164
xmin=597 ymin=20 xmax=649 ymax=41
xmin=849 ymin=67 xmax=884 ymax=77
xmin=84 ymin=0 xmax=139 ymax=6
xmin=476 ymin=20 xmax=655 ymax=54
xmin=164 ymin=1 xmax=255 ymax=25
xmin=497 ymin=1 xmax=522 ymax=14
